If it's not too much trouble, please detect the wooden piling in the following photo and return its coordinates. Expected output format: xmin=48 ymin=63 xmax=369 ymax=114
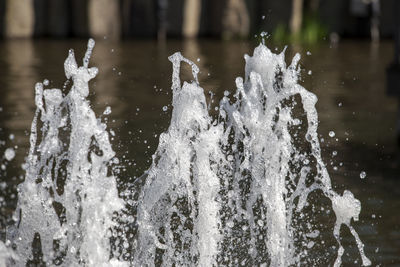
xmin=5 ymin=0 xmax=34 ymax=38
xmin=88 ymin=0 xmax=121 ymax=40
xmin=183 ymin=0 xmax=201 ymax=38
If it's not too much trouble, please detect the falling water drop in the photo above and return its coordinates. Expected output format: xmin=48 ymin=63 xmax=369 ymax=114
xmin=103 ymin=106 xmax=112 ymax=115
xmin=360 ymin=171 xmax=367 ymax=179
xmin=4 ymin=148 xmax=15 ymax=161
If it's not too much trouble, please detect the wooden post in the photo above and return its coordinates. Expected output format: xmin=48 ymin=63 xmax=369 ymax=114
xmin=88 ymin=0 xmax=121 ymax=40
xmin=5 ymin=0 xmax=34 ymax=38
xmin=183 ymin=0 xmax=201 ymax=38
xmin=290 ymin=0 xmax=303 ymax=35
xmin=222 ymin=0 xmax=250 ymax=39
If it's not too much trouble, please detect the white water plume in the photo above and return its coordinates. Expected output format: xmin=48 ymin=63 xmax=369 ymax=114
xmin=6 ymin=39 xmax=125 ymax=266
xmin=0 ymin=240 xmax=18 ymax=266
xmin=133 ymin=44 xmax=371 ymax=266
xmin=2 ymin=40 xmax=371 ymax=267
xmin=133 ymin=53 xmax=222 ymax=266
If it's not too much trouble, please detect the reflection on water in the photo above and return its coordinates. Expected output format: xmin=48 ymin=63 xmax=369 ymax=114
xmin=0 ymin=39 xmax=399 ymax=265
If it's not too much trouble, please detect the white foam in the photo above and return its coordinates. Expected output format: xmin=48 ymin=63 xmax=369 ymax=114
xmin=8 ymin=39 xmax=126 ymax=266
xmin=7 ymin=40 xmax=370 ymax=267
xmin=134 ymin=43 xmax=370 ymax=266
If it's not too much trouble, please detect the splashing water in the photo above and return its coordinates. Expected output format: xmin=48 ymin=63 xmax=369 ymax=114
xmin=3 ymin=40 xmax=371 ymax=266
xmin=133 ymin=45 xmax=371 ymax=266
xmin=0 ymin=241 xmax=18 ymax=266
xmin=7 ymin=39 xmax=125 ymax=266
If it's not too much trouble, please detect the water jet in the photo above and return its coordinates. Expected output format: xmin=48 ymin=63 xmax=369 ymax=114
xmin=1 ymin=39 xmax=371 ymax=266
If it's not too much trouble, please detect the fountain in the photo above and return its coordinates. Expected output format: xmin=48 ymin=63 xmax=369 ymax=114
xmin=2 ymin=40 xmax=371 ymax=266
xmin=6 ymin=40 xmax=125 ymax=266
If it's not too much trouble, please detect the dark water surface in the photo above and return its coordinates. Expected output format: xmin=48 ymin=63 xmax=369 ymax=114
xmin=0 ymin=39 xmax=399 ymax=265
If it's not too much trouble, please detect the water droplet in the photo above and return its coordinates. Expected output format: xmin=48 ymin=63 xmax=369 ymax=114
xmin=360 ymin=171 xmax=366 ymax=179
xmin=329 ymin=131 xmax=335 ymax=137
xmin=306 ymin=51 xmax=312 ymax=56
xmin=162 ymin=106 xmax=168 ymax=112
xmin=103 ymin=106 xmax=112 ymax=115
xmin=4 ymin=148 xmax=15 ymax=161
xmin=226 ymin=221 xmax=234 ymax=228
xmin=21 ymin=163 xmax=28 ymax=170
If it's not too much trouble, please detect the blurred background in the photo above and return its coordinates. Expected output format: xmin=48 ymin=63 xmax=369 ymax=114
xmin=0 ymin=0 xmax=394 ymax=41
xmin=0 ymin=0 xmax=397 ymax=42
xmin=0 ymin=0 xmax=400 ymax=266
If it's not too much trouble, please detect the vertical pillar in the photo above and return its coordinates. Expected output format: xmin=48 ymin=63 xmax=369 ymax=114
xmin=222 ymin=0 xmax=250 ymax=39
xmin=5 ymin=0 xmax=34 ymax=38
xmin=88 ymin=0 xmax=121 ymax=40
xmin=182 ymin=0 xmax=201 ymax=38
xmin=290 ymin=0 xmax=303 ymax=35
